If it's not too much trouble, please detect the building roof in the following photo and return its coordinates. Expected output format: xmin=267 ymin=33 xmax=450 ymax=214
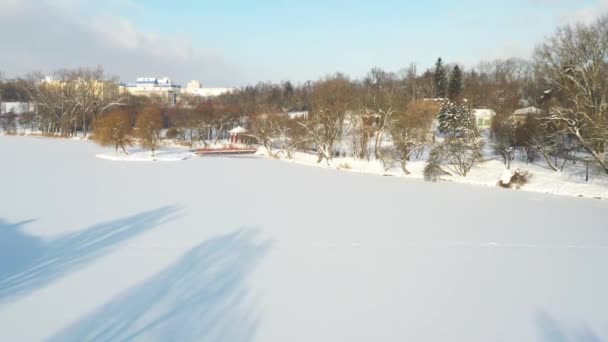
xmin=514 ymin=106 xmax=541 ymax=116
xmin=229 ymin=126 xmax=248 ymax=134
xmin=474 ymin=109 xmax=496 ymax=119
xmin=183 ymin=87 xmax=234 ymax=97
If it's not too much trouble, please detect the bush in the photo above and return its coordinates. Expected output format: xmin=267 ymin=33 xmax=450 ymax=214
xmin=338 ymin=162 xmax=352 ymax=170
xmin=440 ymin=136 xmax=483 ymax=176
xmin=92 ymin=109 xmax=134 ymax=154
xmin=165 ymin=127 xmax=180 ymax=140
xmin=423 ymin=147 xmax=450 ymax=181
xmin=497 ymin=169 xmax=531 ymax=189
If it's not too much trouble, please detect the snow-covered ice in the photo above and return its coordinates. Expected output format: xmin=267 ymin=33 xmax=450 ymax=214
xmin=1 ymin=136 xmax=607 ymax=341
xmin=96 ymin=146 xmax=195 ymax=162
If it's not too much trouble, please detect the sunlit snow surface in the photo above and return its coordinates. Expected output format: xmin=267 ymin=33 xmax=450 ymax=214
xmin=1 ymin=136 xmax=607 ymax=342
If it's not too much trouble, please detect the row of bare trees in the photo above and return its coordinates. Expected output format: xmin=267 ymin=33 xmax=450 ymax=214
xmin=215 ymin=15 xmax=608 ymax=176
xmin=92 ymin=105 xmax=163 ymax=156
xmin=489 ymin=14 xmax=608 ymax=174
xmin=230 ymin=73 xmax=438 ymax=172
xmin=2 ymin=14 xmax=607 ymax=175
xmin=0 ymin=67 xmax=125 ymax=136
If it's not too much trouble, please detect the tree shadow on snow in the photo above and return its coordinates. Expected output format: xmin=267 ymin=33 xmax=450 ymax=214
xmin=0 ymin=206 xmax=179 ymax=302
xmin=536 ymin=310 xmax=604 ymax=342
xmin=50 ymin=229 xmax=271 ymax=342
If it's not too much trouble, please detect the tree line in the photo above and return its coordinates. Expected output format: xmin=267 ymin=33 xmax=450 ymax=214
xmin=1 ymin=15 xmax=607 ymax=175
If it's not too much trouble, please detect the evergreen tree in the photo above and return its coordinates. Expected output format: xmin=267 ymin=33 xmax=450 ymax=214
xmin=448 ymin=65 xmax=463 ymax=101
xmin=282 ymin=81 xmax=294 ymax=99
xmin=433 ymin=57 xmax=448 ymax=98
xmin=437 ymin=101 xmax=477 ymax=136
xmin=431 ymin=100 xmax=483 ymax=177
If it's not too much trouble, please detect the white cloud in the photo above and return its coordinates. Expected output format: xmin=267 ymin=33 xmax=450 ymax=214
xmin=560 ymin=0 xmax=608 ymax=24
xmin=0 ymin=0 xmax=240 ymax=86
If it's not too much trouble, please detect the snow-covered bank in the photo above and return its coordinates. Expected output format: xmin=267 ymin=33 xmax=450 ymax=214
xmin=262 ymin=149 xmax=608 ymax=200
xmin=96 ymin=147 xmax=195 ymax=162
xmin=1 ymin=136 xmax=608 ymax=341
xmin=11 ymin=132 xmax=608 ymax=200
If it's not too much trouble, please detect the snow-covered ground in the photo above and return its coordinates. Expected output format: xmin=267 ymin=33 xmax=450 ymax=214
xmin=1 ymin=136 xmax=608 ymax=341
xmin=96 ymin=146 xmax=195 ymax=162
xmin=264 ymin=147 xmax=608 ymax=200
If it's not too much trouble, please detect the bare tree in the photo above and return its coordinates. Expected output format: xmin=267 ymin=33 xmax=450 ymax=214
xmin=211 ymin=107 xmax=237 ymax=145
xmin=71 ymin=66 xmax=125 ymax=136
xmin=0 ymin=113 xmax=18 ymax=134
xmin=92 ymin=109 xmax=134 ymax=154
xmin=276 ymin=115 xmax=308 ymax=158
xmin=362 ymin=68 xmax=404 ymax=162
xmin=347 ymin=110 xmax=373 ymax=160
xmin=135 ymin=105 xmax=163 ymax=156
xmin=248 ymin=113 xmax=281 ymax=158
xmin=389 ymin=101 xmax=437 ymax=174
xmin=298 ymin=74 xmax=355 ymax=164
xmin=24 ymin=67 xmax=123 ymax=136
xmin=491 ymin=113 xmax=516 ymax=168
xmin=536 ymin=15 xmax=608 ymax=173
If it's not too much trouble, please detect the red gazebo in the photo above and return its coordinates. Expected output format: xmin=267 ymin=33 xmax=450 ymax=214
xmin=229 ymin=126 xmax=249 ymax=144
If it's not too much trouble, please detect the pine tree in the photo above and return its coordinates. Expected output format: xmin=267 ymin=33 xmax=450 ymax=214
xmin=430 ymin=101 xmax=483 ymax=177
xmin=448 ymin=65 xmax=463 ymax=102
xmin=437 ymin=101 xmax=477 ymax=136
xmin=433 ymin=57 xmax=448 ymax=98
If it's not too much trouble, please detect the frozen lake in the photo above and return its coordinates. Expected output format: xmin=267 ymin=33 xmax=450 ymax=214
xmin=1 ymin=136 xmax=607 ymax=341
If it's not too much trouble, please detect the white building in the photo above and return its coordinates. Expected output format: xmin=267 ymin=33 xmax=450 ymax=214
xmin=1 ymin=102 xmax=35 ymax=115
xmin=513 ymin=106 xmax=542 ymax=116
xmin=182 ymin=80 xmax=234 ymax=98
xmin=474 ymin=109 xmax=496 ymax=129
xmin=513 ymin=106 xmax=542 ymax=124
xmin=119 ymin=77 xmax=182 ymax=104
xmin=288 ymin=111 xmax=309 ymax=120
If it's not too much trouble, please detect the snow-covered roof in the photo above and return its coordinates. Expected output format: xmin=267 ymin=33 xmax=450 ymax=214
xmin=183 ymin=87 xmax=234 ymax=97
xmin=288 ymin=111 xmax=308 ymax=119
xmin=514 ymin=106 xmax=541 ymax=116
xmin=229 ymin=126 xmax=248 ymax=134
xmin=474 ymin=109 xmax=496 ymax=119
xmin=422 ymin=98 xmax=448 ymax=102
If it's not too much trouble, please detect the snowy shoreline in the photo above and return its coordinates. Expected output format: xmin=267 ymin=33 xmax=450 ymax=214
xmin=2 ymin=134 xmax=607 ymax=199
xmin=258 ymin=149 xmax=608 ymax=201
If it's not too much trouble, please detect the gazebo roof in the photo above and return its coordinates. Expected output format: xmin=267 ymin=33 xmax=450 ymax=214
xmin=229 ymin=126 xmax=248 ymax=134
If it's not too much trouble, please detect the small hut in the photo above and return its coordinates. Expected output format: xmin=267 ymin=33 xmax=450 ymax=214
xmin=229 ymin=126 xmax=249 ymax=144
xmin=474 ymin=109 xmax=496 ymax=129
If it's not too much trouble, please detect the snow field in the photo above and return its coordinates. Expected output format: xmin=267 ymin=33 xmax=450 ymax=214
xmin=0 ymin=136 xmax=607 ymax=341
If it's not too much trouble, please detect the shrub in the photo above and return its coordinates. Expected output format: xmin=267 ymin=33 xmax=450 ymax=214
xmin=497 ymin=169 xmax=531 ymax=189
xmin=165 ymin=127 xmax=180 ymax=140
xmin=92 ymin=109 xmax=134 ymax=154
xmin=135 ymin=105 xmax=163 ymax=156
xmin=338 ymin=162 xmax=352 ymax=170
xmin=423 ymin=147 xmax=450 ymax=181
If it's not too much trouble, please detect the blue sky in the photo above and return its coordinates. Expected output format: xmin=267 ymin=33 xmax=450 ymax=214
xmin=2 ymin=0 xmax=607 ymax=85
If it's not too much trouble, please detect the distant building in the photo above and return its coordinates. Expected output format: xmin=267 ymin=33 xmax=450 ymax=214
xmin=40 ymin=76 xmax=118 ymax=99
xmin=288 ymin=111 xmax=309 ymax=120
xmin=119 ymin=77 xmax=181 ymax=105
xmin=182 ymin=80 xmax=234 ymax=98
xmin=474 ymin=109 xmax=496 ymax=129
xmin=1 ymin=102 xmax=35 ymax=115
xmin=513 ymin=106 xmax=542 ymax=124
